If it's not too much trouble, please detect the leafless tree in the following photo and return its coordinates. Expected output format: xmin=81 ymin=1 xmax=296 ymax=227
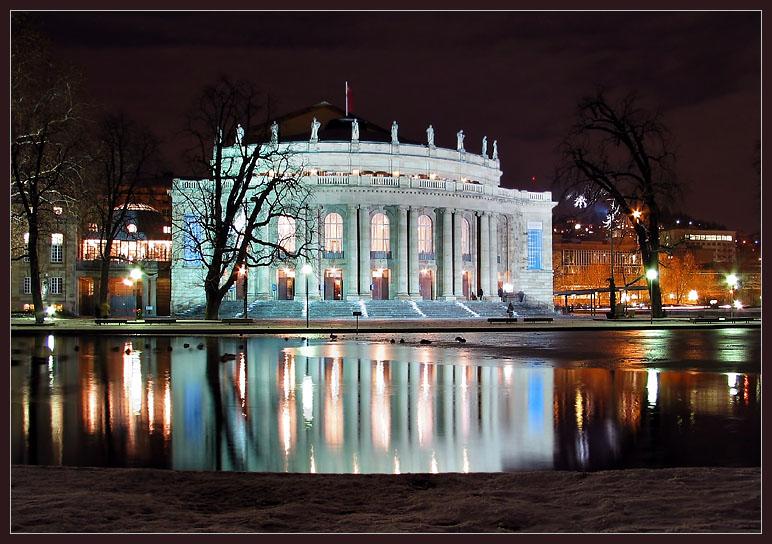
xmin=79 ymin=113 xmax=160 ymax=316
xmin=556 ymin=90 xmax=682 ymax=318
xmin=11 ymin=15 xmax=84 ymax=323
xmin=173 ymin=77 xmax=313 ymax=319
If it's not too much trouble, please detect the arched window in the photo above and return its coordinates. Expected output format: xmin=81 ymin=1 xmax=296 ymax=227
xmin=278 ymin=216 xmax=296 ymax=252
xmin=324 ymin=212 xmax=343 ymax=253
xmin=461 ymin=217 xmax=471 ymax=257
xmin=371 ymin=213 xmax=390 ymax=252
xmin=418 ymin=214 xmax=433 ymax=254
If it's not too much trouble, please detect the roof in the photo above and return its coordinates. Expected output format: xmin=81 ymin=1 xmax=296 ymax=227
xmin=246 ymin=102 xmax=421 ymax=145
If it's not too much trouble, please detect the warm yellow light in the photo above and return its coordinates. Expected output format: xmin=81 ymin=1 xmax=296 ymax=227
xmin=726 ymin=274 xmax=739 ymax=289
xmin=687 ymin=290 xmax=699 ymax=302
xmin=129 ymin=268 xmax=142 ymax=281
xmin=632 ymin=210 xmax=642 ymax=219
xmin=392 ymin=171 xmax=400 ymax=177
xmin=646 ymin=269 xmax=658 ymax=281
xmin=238 ymin=265 xmax=247 ymax=276
xmin=122 ymin=278 xmax=134 ymax=287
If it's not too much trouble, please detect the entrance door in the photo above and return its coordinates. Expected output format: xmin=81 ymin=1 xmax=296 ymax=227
xmin=278 ymin=269 xmax=295 ymax=300
xmin=372 ymin=269 xmax=390 ymax=300
xmin=419 ymin=269 xmax=433 ymax=300
xmin=78 ymin=277 xmax=95 ymax=316
xmin=462 ymin=271 xmax=470 ymax=300
xmin=324 ymin=269 xmax=343 ymax=300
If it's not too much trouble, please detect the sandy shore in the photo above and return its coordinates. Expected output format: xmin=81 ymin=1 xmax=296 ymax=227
xmin=11 ymin=465 xmax=760 ymax=533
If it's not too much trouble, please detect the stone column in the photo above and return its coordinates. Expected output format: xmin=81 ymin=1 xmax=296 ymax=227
xmin=408 ymin=207 xmax=420 ymax=299
xmin=479 ymin=212 xmax=491 ymax=298
xmin=345 ymin=204 xmax=359 ymax=300
xmin=489 ymin=212 xmax=499 ymax=300
xmin=397 ymin=206 xmax=409 ymax=299
xmin=453 ymin=210 xmax=463 ymax=298
xmin=358 ymin=205 xmax=371 ymax=298
xmin=507 ymin=214 xmax=516 ymax=288
xmin=441 ymin=208 xmax=454 ymax=300
xmin=307 ymin=207 xmax=321 ymax=300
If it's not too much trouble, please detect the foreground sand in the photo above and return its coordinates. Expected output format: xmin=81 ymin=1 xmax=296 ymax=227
xmin=11 ymin=465 xmax=760 ymax=533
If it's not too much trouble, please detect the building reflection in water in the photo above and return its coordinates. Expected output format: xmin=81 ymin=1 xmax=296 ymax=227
xmin=10 ymin=334 xmax=761 ymax=473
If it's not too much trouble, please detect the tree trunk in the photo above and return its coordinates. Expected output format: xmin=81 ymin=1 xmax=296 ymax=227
xmin=645 ymin=253 xmax=664 ymax=319
xmin=97 ymin=258 xmax=111 ymax=317
xmin=28 ymin=223 xmax=45 ymax=324
xmin=204 ymin=283 xmax=223 ymax=320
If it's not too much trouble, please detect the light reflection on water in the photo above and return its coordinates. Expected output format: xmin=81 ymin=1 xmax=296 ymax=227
xmin=10 ymin=332 xmax=760 ymax=474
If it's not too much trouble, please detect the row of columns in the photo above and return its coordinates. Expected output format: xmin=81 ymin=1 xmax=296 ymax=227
xmin=253 ymin=205 xmax=516 ymax=302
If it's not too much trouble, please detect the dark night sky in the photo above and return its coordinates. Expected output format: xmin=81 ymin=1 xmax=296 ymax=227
xmin=33 ymin=11 xmax=760 ymax=232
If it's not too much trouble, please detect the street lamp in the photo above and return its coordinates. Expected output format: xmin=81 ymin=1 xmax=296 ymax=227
xmin=726 ymin=273 xmax=739 ymax=321
xmin=646 ymin=268 xmax=658 ymax=324
xmin=238 ymin=264 xmax=248 ymax=318
xmin=301 ymin=263 xmax=313 ymax=328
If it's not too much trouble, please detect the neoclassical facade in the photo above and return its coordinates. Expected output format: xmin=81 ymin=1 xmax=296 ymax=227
xmin=171 ymin=104 xmax=556 ymax=311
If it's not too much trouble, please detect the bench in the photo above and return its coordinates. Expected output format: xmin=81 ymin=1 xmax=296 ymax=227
xmin=143 ymin=317 xmax=177 ymax=324
xmin=221 ymin=318 xmax=255 ymax=324
xmin=690 ymin=317 xmax=722 ymax=323
xmin=94 ymin=318 xmax=129 ymax=325
xmin=730 ymin=317 xmax=756 ymax=323
xmin=487 ymin=317 xmax=518 ymax=324
xmin=522 ymin=317 xmax=554 ymax=323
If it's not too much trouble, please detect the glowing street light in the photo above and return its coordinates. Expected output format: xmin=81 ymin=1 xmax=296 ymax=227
xmin=687 ymin=290 xmax=699 ymax=303
xmin=632 ymin=209 xmax=642 ymax=220
xmin=726 ymin=273 xmax=739 ymax=321
xmin=301 ymin=263 xmax=313 ymax=328
xmin=129 ymin=268 xmax=143 ymax=281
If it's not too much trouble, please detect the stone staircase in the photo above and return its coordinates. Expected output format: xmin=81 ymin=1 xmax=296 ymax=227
xmin=247 ymin=300 xmax=304 ymax=319
xmin=364 ymin=300 xmax=422 ymax=319
xmin=416 ymin=300 xmax=476 ymax=319
xmin=308 ymin=300 xmax=361 ymax=319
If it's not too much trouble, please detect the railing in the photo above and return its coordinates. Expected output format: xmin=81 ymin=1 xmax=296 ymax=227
xmin=368 ymin=176 xmax=400 ymax=187
xmin=528 ymin=192 xmax=551 ymax=201
xmin=462 ymin=183 xmax=484 ymax=193
xmin=323 ymin=250 xmax=345 ymax=259
xmin=370 ymin=250 xmax=392 ymax=259
xmin=418 ymin=251 xmax=435 ymax=261
xmin=316 ymin=175 xmax=349 ymax=185
xmin=418 ymin=179 xmax=447 ymax=190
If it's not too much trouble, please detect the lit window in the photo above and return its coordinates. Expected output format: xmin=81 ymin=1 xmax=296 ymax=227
xmin=324 ymin=213 xmax=343 ymax=253
xmin=278 ymin=216 xmax=296 ymax=252
xmin=461 ymin=217 xmax=471 ymax=256
xmin=163 ymin=226 xmax=171 ymax=234
xmin=127 ymin=223 xmax=138 ymax=233
xmin=23 ymin=277 xmax=31 ymax=295
xmin=50 ymin=277 xmax=63 ymax=295
xmin=371 ymin=213 xmax=390 ymax=252
xmin=418 ymin=215 xmax=433 ymax=253
xmin=23 ymin=232 xmax=30 ymax=262
xmin=183 ymin=214 xmax=202 ymax=266
xmin=527 ymin=222 xmax=542 ymax=270
xmin=51 ymin=233 xmax=63 ymax=263
xmin=53 ymin=206 xmax=63 ymax=215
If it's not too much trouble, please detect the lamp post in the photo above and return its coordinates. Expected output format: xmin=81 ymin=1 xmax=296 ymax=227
xmin=239 ymin=264 xmax=248 ymax=318
xmin=301 ymin=263 xmax=313 ymax=328
xmin=646 ymin=268 xmax=658 ymax=325
xmin=726 ymin=273 xmax=738 ymax=322
xmin=129 ymin=267 xmax=143 ymax=318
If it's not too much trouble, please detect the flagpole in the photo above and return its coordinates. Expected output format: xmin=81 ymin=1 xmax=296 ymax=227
xmin=345 ymin=81 xmax=348 ymax=117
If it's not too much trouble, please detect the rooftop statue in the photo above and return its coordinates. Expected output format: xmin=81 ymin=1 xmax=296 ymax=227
xmin=391 ymin=121 xmax=399 ymax=144
xmin=310 ymin=117 xmax=321 ymax=141
xmin=270 ymin=121 xmax=279 ymax=144
xmin=236 ymin=124 xmax=244 ymax=146
xmin=492 ymin=140 xmax=499 ymax=161
xmin=352 ymin=118 xmax=359 ymax=141
xmin=482 ymin=136 xmax=488 ymax=158
xmin=457 ymin=130 xmax=465 ymax=151
xmin=427 ymin=124 xmax=435 ymax=147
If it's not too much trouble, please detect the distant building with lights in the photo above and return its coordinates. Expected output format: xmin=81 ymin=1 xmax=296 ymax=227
xmin=170 ymin=103 xmax=557 ymax=313
xmin=661 ymin=227 xmax=737 ymax=266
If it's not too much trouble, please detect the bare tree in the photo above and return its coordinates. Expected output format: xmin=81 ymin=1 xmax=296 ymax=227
xmin=556 ymin=90 xmax=681 ymax=318
xmin=173 ymin=77 xmax=313 ymax=319
xmin=79 ymin=113 xmax=160 ymax=316
xmin=11 ymin=15 xmax=83 ymax=323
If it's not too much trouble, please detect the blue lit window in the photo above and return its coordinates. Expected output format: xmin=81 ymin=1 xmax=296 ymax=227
xmin=527 ymin=226 xmax=542 ymax=270
xmin=183 ymin=214 xmax=202 ymax=266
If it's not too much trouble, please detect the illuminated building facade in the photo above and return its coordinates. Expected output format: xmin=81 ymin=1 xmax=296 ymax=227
xmin=170 ymin=103 xmax=557 ymax=313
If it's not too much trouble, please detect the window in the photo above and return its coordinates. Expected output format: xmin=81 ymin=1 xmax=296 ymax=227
xmin=461 ymin=217 xmax=471 ymax=257
xmin=417 ymin=215 xmax=433 ymax=254
xmin=371 ymin=213 xmax=390 ymax=252
xmin=324 ymin=213 xmax=343 ymax=253
xmin=163 ymin=226 xmax=172 ymax=234
xmin=53 ymin=206 xmax=63 ymax=215
xmin=51 ymin=233 xmax=63 ymax=263
xmin=23 ymin=277 xmax=31 ymax=295
xmin=127 ymin=223 xmax=138 ymax=234
xmin=278 ymin=216 xmax=296 ymax=252
xmin=50 ymin=277 xmax=63 ymax=295
xmin=183 ymin=214 xmax=202 ymax=265
xmin=527 ymin=222 xmax=542 ymax=270
xmin=23 ymin=232 xmax=29 ymax=262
